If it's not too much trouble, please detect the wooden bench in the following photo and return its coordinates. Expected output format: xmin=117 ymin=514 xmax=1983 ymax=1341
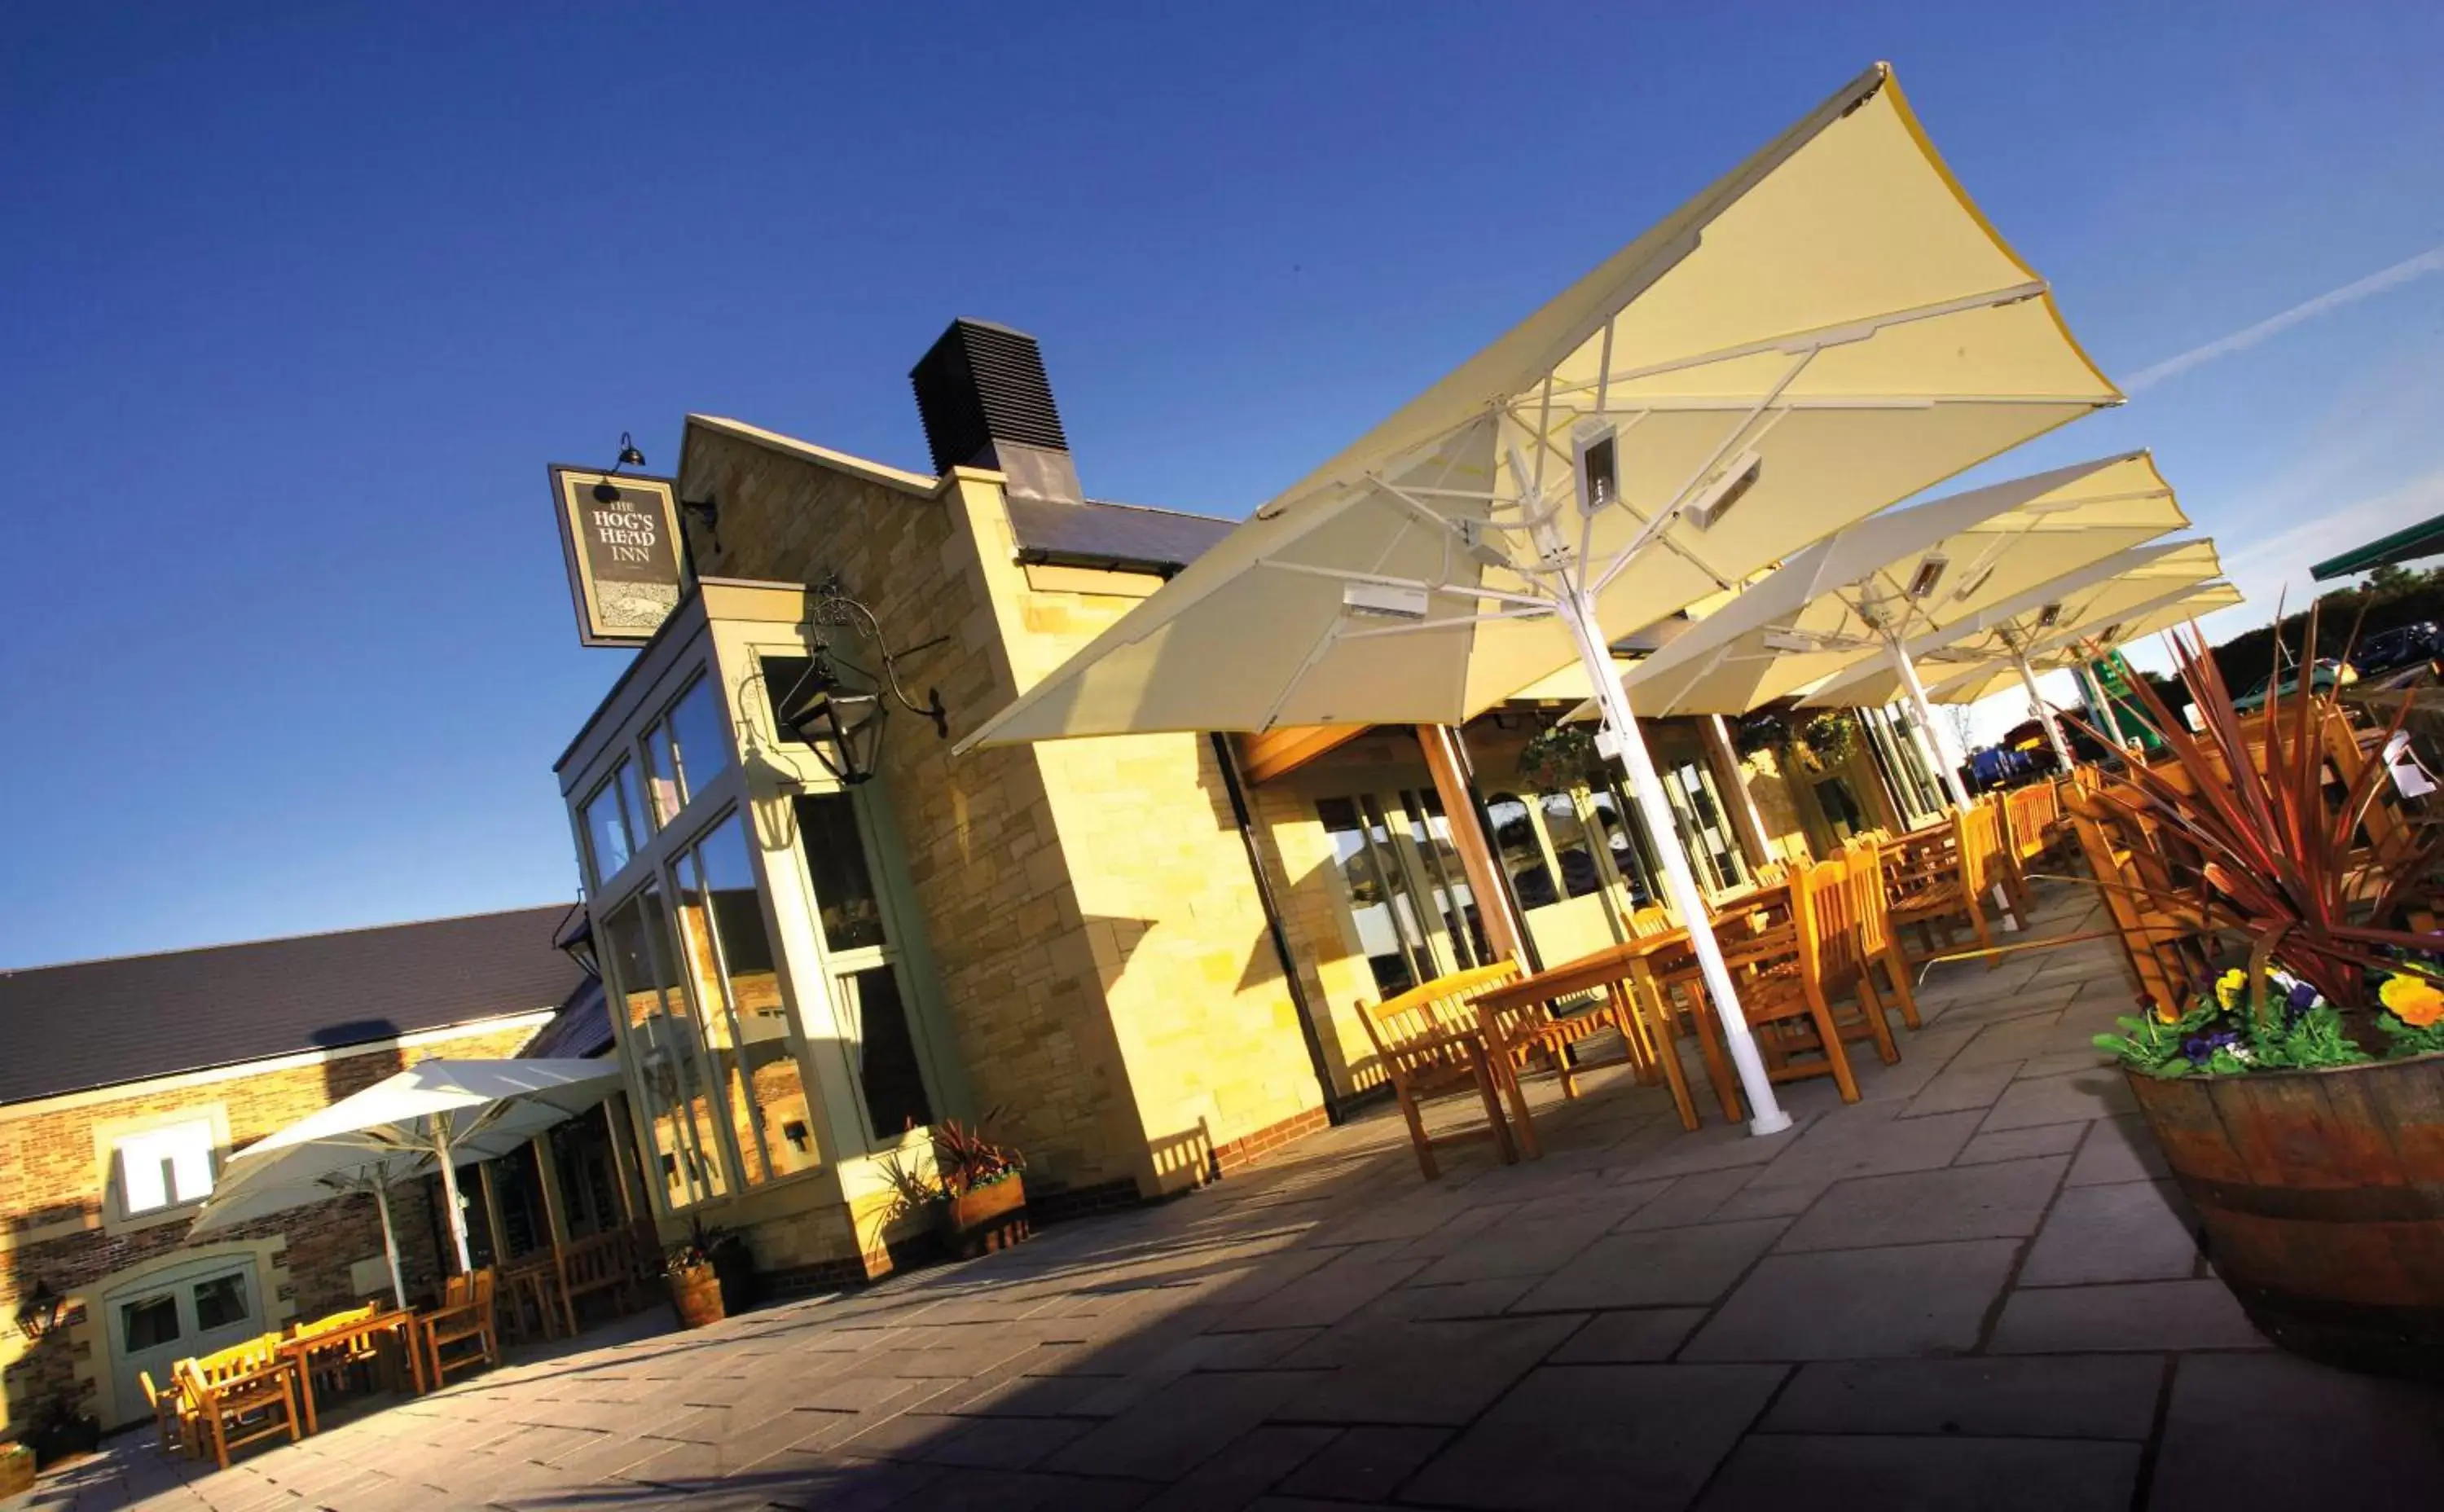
xmin=415 ymin=1268 xmax=499 ymax=1390
xmin=175 ymin=1336 xmax=304 ymax=1469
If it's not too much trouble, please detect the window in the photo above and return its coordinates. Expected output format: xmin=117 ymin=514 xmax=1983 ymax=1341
xmin=1539 ymin=792 xmax=1604 ymax=899
xmin=672 ymin=812 xmax=821 ymax=1185
xmin=1485 ymin=792 xmax=1558 ymax=910
xmin=793 ymin=793 xmax=886 ymax=951
xmin=642 ymin=677 xmax=733 ymax=828
xmin=792 ymin=791 xmax=939 ymax=1145
xmin=1663 ymin=758 xmax=1750 ymax=893
xmin=1586 ymin=784 xmax=1663 ymax=908
xmin=1317 ymin=797 xmax=1426 ymax=996
xmin=602 ymin=881 xmax=732 ymax=1209
xmin=581 ymin=761 xmax=648 ymax=885
xmin=191 ymin=1272 xmax=250 ymax=1331
xmin=120 ymin=1294 xmax=179 ymax=1352
xmin=116 ymin=1120 xmax=214 ymax=1215
xmin=1397 ymin=790 xmax=1488 ymax=969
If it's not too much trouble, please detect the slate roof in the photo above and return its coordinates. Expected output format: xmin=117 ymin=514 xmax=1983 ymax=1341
xmin=1005 ymin=494 xmax=1236 ymax=576
xmin=0 ymin=906 xmax=590 ymax=1104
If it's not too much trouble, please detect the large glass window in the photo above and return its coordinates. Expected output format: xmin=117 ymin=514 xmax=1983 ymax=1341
xmin=1397 ymin=790 xmax=1488 ymax=968
xmin=643 ymin=678 xmax=733 ymax=828
xmin=116 ymin=1120 xmax=215 ymax=1215
xmin=1484 ymin=792 xmax=1559 ymax=910
xmin=603 ymin=882 xmax=730 ymax=1209
xmin=1540 ymin=792 xmax=1604 ymax=899
xmin=1664 ymin=758 xmax=1750 ymax=893
xmin=672 ymin=813 xmax=821 ymax=1185
xmin=792 ymin=793 xmax=938 ymax=1145
xmin=120 ymin=1294 xmax=179 ymax=1352
xmin=581 ymin=761 xmax=648 ymax=885
xmin=1317 ymin=796 xmax=1430 ymax=996
xmin=191 ymin=1273 xmax=250 ymax=1331
xmin=1587 ymin=783 xmax=1664 ymax=908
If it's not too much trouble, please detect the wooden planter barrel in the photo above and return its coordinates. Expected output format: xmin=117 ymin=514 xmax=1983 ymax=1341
xmin=942 ymin=1177 xmax=1029 ymax=1259
xmin=2126 ymin=1052 xmax=2444 ymax=1380
xmin=667 ymin=1262 xmax=725 ymax=1330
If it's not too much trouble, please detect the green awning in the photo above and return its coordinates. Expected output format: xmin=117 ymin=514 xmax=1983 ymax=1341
xmin=2309 ymin=510 xmax=2444 ymax=581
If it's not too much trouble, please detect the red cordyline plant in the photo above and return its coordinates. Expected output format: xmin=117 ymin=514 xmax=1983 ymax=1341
xmin=2069 ymin=600 xmax=2443 ymax=1021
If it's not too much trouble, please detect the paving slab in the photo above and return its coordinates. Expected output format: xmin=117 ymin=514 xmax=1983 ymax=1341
xmin=1954 ymin=1121 xmax=2090 ymax=1165
xmin=2020 ymin=1180 xmax=2200 ymax=1286
xmin=1773 ymin=1155 xmax=2068 ymax=1251
xmin=1980 ymin=1067 xmax=2138 ymax=1130
xmin=2147 ymin=1352 xmax=2444 ymax=1512
xmin=1761 ymin=1356 xmax=2165 ymax=1439
xmin=1403 ymin=1363 xmax=1784 ymax=1511
xmin=1510 ymin=1218 xmax=1790 ymax=1311
xmin=1682 ymin=1239 xmax=2020 ymax=1361
xmin=1041 ymin=1369 xmax=1317 ymax=1480
xmin=1276 ymin=1312 xmax=1583 ymax=1426
xmin=1271 ymin=1425 xmax=1448 ymax=1503
xmin=2067 ymin=1114 xmax=2174 ymax=1185
xmin=1697 ymin=1434 xmax=2143 ymax=1512
xmin=1548 ymin=1308 xmax=1709 ymax=1363
xmin=1990 ymin=1280 xmax=2267 ymax=1353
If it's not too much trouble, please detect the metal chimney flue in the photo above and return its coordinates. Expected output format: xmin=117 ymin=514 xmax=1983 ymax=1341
xmin=910 ymin=319 xmax=1082 ymax=503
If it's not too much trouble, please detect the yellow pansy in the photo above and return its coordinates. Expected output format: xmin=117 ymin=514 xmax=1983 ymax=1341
xmin=2214 ymin=969 xmax=2248 ymax=1012
xmin=2380 ymin=974 xmax=2444 ymax=1028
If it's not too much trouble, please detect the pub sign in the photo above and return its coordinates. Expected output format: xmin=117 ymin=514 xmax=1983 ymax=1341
xmin=548 ymin=465 xmax=689 ymax=647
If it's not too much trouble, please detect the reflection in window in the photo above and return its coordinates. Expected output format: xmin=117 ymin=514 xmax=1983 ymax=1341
xmin=116 ymin=1120 xmax=215 ymax=1215
xmin=644 ymin=678 xmax=732 ymax=827
xmin=581 ymin=762 xmax=648 ymax=885
xmin=1665 ymin=758 xmax=1750 ymax=893
xmin=842 ymin=967 xmax=934 ymax=1139
xmin=1400 ymin=790 xmax=1488 ymax=968
xmin=1587 ymin=785 xmax=1661 ymax=908
xmin=1317 ymin=797 xmax=1421 ymax=996
xmin=792 ymin=794 xmax=886 ymax=951
xmin=1485 ymin=792 xmax=1558 ymax=910
xmin=121 ymin=1294 xmax=179 ymax=1352
xmin=192 ymin=1273 xmax=249 ymax=1331
xmin=1539 ymin=793 xmax=1603 ymax=899
xmin=673 ymin=814 xmax=820 ymax=1185
xmin=602 ymin=882 xmax=730 ymax=1209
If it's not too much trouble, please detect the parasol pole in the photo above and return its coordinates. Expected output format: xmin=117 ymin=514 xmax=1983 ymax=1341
xmin=433 ymin=1114 xmax=473 ymax=1274
xmin=2012 ymin=648 xmax=2076 ymax=770
xmin=1564 ymin=580 xmax=1793 ymax=1136
xmin=371 ymin=1176 xmax=408 ymax=1306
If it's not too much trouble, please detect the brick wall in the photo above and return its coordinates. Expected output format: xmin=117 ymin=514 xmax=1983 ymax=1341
xmin=0 ymin=1018 xmax=538 ymax=1431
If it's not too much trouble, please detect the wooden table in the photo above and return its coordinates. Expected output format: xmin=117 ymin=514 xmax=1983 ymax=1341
xmin=277 ymin=1309 xmax=423 ymax=1435
xmin=1469 ymin=882 xmax=1796 ymax=1136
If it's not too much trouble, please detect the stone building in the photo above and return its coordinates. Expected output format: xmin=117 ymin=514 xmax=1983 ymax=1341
xmin=554 ymin=320 xmax=1953 ymax=1286
xmin=0 ymin=908 xmax=589 ymax=1432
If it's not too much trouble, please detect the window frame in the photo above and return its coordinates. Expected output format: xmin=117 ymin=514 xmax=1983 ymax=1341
xmin=94 ymin=1105 xmax=231 ymax=1233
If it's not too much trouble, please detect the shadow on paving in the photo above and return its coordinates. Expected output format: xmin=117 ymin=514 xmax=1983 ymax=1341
xmin=25 ymin=881 xmax=2444 ymax=1512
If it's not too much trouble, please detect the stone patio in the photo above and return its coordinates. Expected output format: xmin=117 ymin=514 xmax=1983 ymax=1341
xmin=19 ymin=884 xmax=2444 ymax=1511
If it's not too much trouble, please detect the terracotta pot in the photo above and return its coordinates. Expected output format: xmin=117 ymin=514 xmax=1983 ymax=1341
xmin=666 ymin=1261 xmax=725 ymax=1330
xmin=941 ymin=1176 xmax=1029 ymax=1259
xmin=2125 ymin=1052 xmax=2444 ymax=1380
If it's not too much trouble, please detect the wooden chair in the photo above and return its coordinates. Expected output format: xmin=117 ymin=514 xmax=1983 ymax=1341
xmin=1677 ymin=859 xmax=1868 ymax=1109
xmin=138 ymin=1369 xmax=195 ymax=1460
xmin=2064 ymin=786 xmax=2213 ymax=1021
xmin=415 ymin=1268 xmax=499 ymax=1389
xmin=1794 ymin=853 xmax=1902 ymax=1069
xmin=288 ymin=1302 xmax=383 ymax=1396
xmin=1842 ymin=838 xmax=1920 ymax=1030
xmin=1881 ymin=801 xmax=2010 ymax=969
xmin=175 ymin=1337 xmax=304 ymax=1470
xmin=1353 ymin=964 xmax=1522 ymax=1180
xmin=557 ymin=1227 xmax=647 ymax=1327
xmin=1996 ymin=783 xmax=2063 ymax=916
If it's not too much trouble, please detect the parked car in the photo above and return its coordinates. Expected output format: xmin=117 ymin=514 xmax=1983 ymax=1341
xmin=2233 ymin=658 xmax=2358 ymax=714
xmin=2354 ymin=622 xmax=2441 ymax=675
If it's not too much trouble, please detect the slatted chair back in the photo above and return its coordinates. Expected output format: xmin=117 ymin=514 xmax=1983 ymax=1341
xmin=289 ymin=1302 xmax=379 ymax=1341
xmin=1796 ymin=852 xmax=1866 ymax=996
xmin=1627 ymin=905 xmax=1675 ymax=939
xmin=2064 ymin=787 xmax=2204 ymax=1021
xmin=2002 ymin=783 xmax=2055 ymax=868
xmin=1954 ymin=797 xmax=2010 ymax=899
xmin=1355 ymin=960 xmax=1523 ymax=1062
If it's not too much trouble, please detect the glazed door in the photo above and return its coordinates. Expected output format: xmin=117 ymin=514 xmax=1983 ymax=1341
xmin=1316 ymin=793 xmax=1475 ymax=996
xmin=105 ymin=1256 xmax=261 ymax=1428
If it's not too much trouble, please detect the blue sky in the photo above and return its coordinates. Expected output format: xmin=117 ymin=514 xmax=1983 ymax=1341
xmin=7 ymin=4 xmax=2442 ymax=966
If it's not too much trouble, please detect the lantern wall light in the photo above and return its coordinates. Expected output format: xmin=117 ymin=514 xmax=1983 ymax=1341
xmin=773 ymin=576 xmax=950 ymax=785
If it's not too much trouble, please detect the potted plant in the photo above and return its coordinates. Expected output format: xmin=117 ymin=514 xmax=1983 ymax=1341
xmin=883 ymin=1116 xmax=1031 ymax=1259
xmin=1517 ymin=723 xmax=1605 ymax=794
xmin=663 ymin=1216 xmax=744 ymax=1329
xmin=20 ymin=1392 xmax=99 ymax=1469
xmin=2075 ymin=609 xmax=2444 ymax=1379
